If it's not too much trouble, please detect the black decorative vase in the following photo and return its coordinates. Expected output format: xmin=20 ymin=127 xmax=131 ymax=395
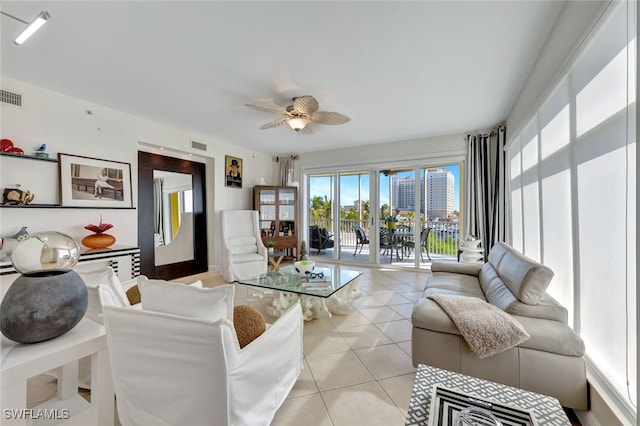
xmin=0 ymin=269 xmax=88 ymax=343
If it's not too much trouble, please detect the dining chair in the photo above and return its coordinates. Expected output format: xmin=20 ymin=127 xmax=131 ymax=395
xmin=353 ymin=224 xmax=370 ymax=255
xmin=404 ymin=227 xmax=431 ymax=262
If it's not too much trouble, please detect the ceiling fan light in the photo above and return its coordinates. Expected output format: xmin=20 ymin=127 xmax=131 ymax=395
xmin=287 ymin=117 xmax=309 ymax=132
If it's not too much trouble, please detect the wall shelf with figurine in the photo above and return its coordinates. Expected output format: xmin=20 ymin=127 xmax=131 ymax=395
xmin=1 ymin=150 xmax=135 ymax=209
xmin=0 ymin=204 xmax=136 ymax=209
xmin=0 ymin=152 xmax=58 ymax=163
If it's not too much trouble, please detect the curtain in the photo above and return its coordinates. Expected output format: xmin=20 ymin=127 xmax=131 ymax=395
xmin=277 ymin=156 xmax=293 ymax=186
xmin=464 ymin=126 xmax=506 ymax=258
xmin=153 ymin=178 xmax=165 ymax=245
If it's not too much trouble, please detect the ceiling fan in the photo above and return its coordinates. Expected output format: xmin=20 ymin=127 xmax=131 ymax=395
xmin=245 ymin=95 xmax=350 ymax=134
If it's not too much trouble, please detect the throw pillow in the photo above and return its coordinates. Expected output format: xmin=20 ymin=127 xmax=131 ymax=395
xmin=233 ymin=305 xmax=266 ymax=348
xmin=77 ymin=267 xmax=130 ymax=308
xmin=138 ymin=277 xmax=234 ymax=322
xmin=126 ymin=280 xmax=203 ymax=305
xmin=125 ymin=285 xmax=141 ymax=305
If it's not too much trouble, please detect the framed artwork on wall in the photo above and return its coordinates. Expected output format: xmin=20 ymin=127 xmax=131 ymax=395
xmin=225 ymin=155 xmax=243 ymax=188
xmin=58 ymin=153 xmax=133 ymax=208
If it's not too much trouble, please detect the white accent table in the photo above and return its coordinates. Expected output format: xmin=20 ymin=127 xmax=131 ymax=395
xmin=1 ymin=319 xmax=114 ymax=426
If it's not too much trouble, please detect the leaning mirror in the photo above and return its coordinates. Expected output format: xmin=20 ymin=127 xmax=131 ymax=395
xmin=153 ymin=170 xmax=194 ymax=266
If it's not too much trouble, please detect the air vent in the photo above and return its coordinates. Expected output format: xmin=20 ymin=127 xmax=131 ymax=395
xmin=1 ymin=89 xmax=22 ymax=107
xmin=191 ymin=140 xmax=207 ymax=151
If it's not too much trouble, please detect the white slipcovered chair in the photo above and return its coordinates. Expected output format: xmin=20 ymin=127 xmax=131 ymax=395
xmin=220 ymin=209 xmax=268 ymax=282
xmin=99 ymin=280 xmax=303 ymax=426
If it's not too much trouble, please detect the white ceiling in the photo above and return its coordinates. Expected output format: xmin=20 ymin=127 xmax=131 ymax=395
xmin=1 ymin=1 xmax=564 ymax=155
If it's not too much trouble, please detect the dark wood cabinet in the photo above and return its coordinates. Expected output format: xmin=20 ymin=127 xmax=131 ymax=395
xmin=253 ymin=185 xmax=298 ymax=259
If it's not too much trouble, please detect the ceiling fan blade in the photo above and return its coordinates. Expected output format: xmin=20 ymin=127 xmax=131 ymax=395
xmin=299 ymin=125 xmax=314 ymax=135
xmin=259 ymin=118 xmax=290 ymax=130
xmin=310 ymin=111 xmax=351 ymax=125
xmin=292 ymin=95 xmax=319 ymax=115
xmin=245 ymin=104 xmax=287 ymax=115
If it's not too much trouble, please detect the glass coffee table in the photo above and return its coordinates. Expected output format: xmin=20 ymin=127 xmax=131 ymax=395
xmin=238 ymin=264 xmax=362 ymax=321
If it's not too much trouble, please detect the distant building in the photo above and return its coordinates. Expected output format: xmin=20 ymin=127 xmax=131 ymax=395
xmin=392 ymin=176 xmax=425 ymax=212
xmin=426 ymin=168 xmax=454 ymax=219
xmin=390 ymin=169 xmax=454 ymax=219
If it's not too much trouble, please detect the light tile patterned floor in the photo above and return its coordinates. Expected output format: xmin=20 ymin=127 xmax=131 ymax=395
xmin=25 ymin=265 xmax=429 ymax=426
xmin=195 ymin=265 xmax=429 ymax=426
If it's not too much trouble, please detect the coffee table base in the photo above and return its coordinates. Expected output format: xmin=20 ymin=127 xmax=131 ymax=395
xmin=265 ymin=279 xmax=362 ymax=321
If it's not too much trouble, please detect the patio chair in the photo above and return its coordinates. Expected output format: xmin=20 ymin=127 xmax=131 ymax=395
xmin=353 ymin=224 xmax=370 ymax=255
xmin=309 ymin=225 xmax=334 ymax=254
xmin=380 ymin=228 xmax=401 ymax=263
xmin=403 ymin=227 xmax=432 ymax=262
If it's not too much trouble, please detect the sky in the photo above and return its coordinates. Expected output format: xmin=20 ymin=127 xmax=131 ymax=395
xmin=309 ymin=164 xmax=461 ymax=213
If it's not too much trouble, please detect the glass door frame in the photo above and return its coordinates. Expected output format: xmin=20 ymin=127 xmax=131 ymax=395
xmin=302 ymin=154 xmax=465 ymax=269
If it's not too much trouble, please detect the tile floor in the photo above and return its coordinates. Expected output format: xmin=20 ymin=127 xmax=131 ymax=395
xmin=193 ymin=265 xmax=428 ymax=426
xmin=25 ymin=264 xmax=582 ymax=425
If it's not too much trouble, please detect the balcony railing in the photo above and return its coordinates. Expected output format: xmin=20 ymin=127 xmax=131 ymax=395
xmin=309 ymin=218 xmax=460 ymax=258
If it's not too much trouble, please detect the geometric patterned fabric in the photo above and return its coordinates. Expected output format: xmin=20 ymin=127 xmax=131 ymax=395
xmin=405 ymin=364 xmax=570 ymax=426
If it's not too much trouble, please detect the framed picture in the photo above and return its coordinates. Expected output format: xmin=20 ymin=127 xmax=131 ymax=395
xmin=58 ymin=153 xmax=133 ymax=208
xmin=225 ymin=155 xmax=243 ymax=188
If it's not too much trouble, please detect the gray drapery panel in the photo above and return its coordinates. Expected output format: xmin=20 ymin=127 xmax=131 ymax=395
xmin=277 ymin=156 xmax=293 ymax=186
xmin=153 ymin=178 xmax=165 ymax=244
xmin=464 ymin=127 xmax=507 ymax=259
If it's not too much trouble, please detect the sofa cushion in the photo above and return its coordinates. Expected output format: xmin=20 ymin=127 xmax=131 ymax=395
xmin=515 ymin=316 xmax=585 ymax=356
xmin=232 ymin=252 xmax=265 ymax=263
xmin=229 ymin=236 xmax=257 ymax=247
xmin=488 ymin=242 xmax=554 ymax=305
xmin=412 ymin=297 xmax=461 ymax=334
xmin=431 ymin=262 xmax=482 ymax=276
xmin=428 ymin=294 xmax=530 ymax=359
xmin=506 ymin=293 xmax=568 ymax=324
xmin=230 ymin=244 xmax=259 ymax=255
xmin=425 ymin=272 xmax=486 ymax=298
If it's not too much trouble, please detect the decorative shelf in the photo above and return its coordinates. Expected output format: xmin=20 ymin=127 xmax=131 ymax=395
xmin=0 ymin=152 xmax=58 ymax=163
xmin=0 ymin=204 xmax=136 ymax=210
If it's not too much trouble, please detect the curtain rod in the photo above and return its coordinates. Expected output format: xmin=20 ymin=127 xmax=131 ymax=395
xmin=274 ymin=154 xmax=300 ymax=162
xmin=464 ymin=125 xmax=506 ymax=141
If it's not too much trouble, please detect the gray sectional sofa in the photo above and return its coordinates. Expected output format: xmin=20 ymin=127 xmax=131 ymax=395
xmin=411 ymin=242 xmax=588 ymax=410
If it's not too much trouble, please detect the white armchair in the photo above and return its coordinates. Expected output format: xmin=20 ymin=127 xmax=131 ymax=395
xmin=99 ymin=283 xmax=303 ymax=426
xmin=220 ymin=209 xmax=268 ymax=282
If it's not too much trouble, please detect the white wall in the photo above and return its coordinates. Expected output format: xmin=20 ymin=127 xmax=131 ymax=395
xmin=0 ymin=78 xmax=274 ymax=270
xmin=298 ymin=133 xmax=466 ymax=171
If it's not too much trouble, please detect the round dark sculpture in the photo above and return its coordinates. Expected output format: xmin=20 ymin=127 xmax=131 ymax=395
xmin=0 ymin=270 xmax=88 ymax=344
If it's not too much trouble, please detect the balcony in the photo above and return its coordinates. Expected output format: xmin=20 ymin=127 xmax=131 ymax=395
xmin=308 ymin=219 xmax=460 ymax=267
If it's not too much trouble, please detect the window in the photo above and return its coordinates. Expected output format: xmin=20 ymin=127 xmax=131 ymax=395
xmin=508 ymin=1 xmax=636 ymax=410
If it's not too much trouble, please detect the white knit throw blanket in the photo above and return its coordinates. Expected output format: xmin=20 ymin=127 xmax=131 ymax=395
xmin=428 ymin=294 xmax=530 ymax=359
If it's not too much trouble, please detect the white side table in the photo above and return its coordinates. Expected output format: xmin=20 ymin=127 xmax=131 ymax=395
xmin=1 ymin=319 xmax=114 ymax=426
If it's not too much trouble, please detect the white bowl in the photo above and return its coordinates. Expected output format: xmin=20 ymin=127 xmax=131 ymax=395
xmin=293 ymin=260 xmax=315 ymax=276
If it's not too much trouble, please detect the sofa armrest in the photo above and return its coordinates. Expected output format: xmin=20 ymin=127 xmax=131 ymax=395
xmin=431 ymin=261 xmax=482 ymax=276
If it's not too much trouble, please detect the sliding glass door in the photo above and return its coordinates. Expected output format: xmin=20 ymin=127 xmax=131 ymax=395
xmin=305 ymin=161 xmax=462 ymax=269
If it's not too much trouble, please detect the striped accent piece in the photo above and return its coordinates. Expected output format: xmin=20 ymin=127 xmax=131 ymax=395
xmin=0 ymin=246 xmax=140 ymax=276
xmin=405 ymin=365 xmax=570 ymax=426
xmin=109 ymin=260 xmax=119 ymax=276
xmin=131 ymin=253 xmax=141 ymax=277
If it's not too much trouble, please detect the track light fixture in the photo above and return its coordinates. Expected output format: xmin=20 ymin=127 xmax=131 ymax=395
xmin=0 ymin=10 xmax=50 ymax=45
